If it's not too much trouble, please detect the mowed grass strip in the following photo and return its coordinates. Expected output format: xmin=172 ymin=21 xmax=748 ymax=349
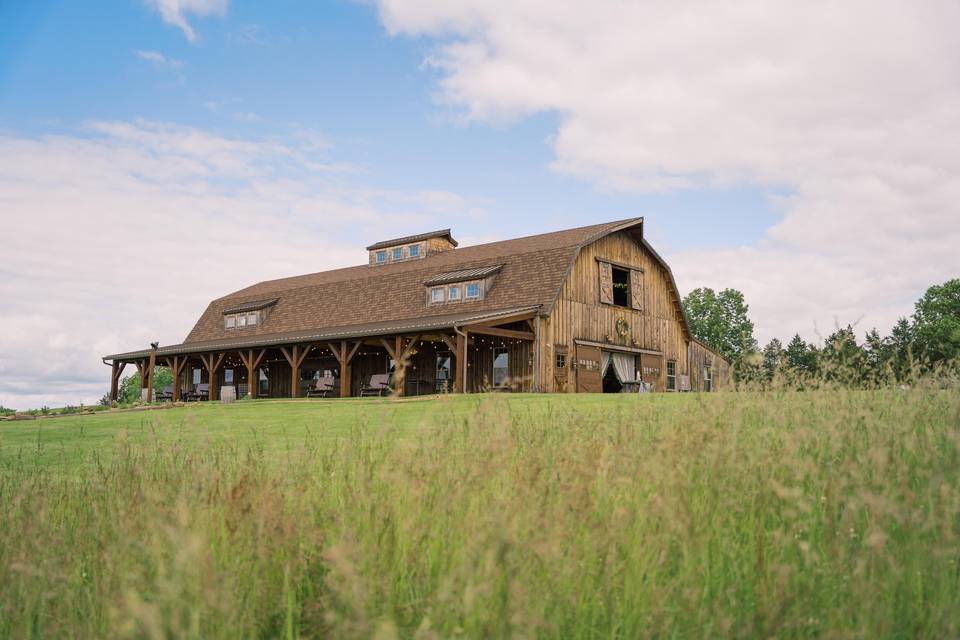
xmin=1 ymin=390 xmax=958 ymax=638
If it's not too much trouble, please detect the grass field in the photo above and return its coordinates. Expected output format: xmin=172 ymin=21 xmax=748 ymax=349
xmin=1 ymin=390 xmax=959 ymax=638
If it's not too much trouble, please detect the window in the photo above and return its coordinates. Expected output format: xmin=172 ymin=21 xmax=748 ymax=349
xmin=393 ymin=247 xmax=404 ymax=261
xmin=436 ymin=351 xmax=452 ymax=392
xmin=237 ymin=314 xmax=247 ymax=327
xmin=612 ymin=266 xmax=630 ymax=307
xmin=448 ymin=285 xmax=461 ymax=301
xmin=493 ymin=347 xmax=509 ymax=387
xmin=258 ymin=369 xmax=269 ymax=396
xmin=193 ymin=368 xmax=201 ymax=385
xmin=666 ymin=360 xmax=676 ymax=391
xmin=224 ymin=369 xmax=234 ymax=384
xmin=466 ymin=283 xmax=480 ymax=299
xmin=409 ymin=244 xmax=420 ymax=257
xmin=703 ymin=366 xmax=712 ymax=392
xmin=555 ymin=353 xmax=566 ymax=370
xmin=430 ymin=287 xmax=445 ymax=303
xmin=247 ymin=313 xmax=258 ymax=326
xmin=225 ymin=315 xmax=236 ymax=328
xmin=376 ymin=250 xmax=386 ymax=264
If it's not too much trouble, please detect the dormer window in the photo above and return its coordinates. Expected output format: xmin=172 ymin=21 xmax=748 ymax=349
xmin=425 ymin=264 xmax=500 ymax=305
xmin=223 ymin=298 xmax=277 ymax=330
xmin=367 ymin=229 xmax=458 ymax=266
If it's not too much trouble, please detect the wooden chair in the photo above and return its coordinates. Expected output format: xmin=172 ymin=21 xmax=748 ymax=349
xmin=360 ymin=374 xmax=391 ymax=397
xmin=306 ymin=376 xmax=335 ymax=398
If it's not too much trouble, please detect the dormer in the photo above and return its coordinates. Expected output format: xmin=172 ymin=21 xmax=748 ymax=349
xmin=367 ymin=229 xmax=458 ymax=266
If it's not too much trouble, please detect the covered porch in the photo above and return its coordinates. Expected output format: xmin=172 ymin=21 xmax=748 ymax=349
xmin=103 ymin=308 xmax=541 ymax=403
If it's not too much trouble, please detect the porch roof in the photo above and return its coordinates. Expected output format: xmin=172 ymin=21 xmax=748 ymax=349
xmin=104 ymin=305 xmax=540 ymax=362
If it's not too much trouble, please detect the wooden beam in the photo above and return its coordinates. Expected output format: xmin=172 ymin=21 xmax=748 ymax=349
xmin=346 ymin=341 xmax=362 ymax=364
xmin=327 ymin=342 xmax=344 ymax=365
xmin=466 ymin=311 xmax=537 ymax=329
xmin=379 ymin=337 xmax=397 ymax=360
xmin=400 ymin=334 xmax=422 ymax=361
xmin=439 ymin=334 xmax=457 ymax=353
xmin=466 ymin=325 xmax=535 ymax=341
xmin=200 ymin=352 xmax=225 ymax=401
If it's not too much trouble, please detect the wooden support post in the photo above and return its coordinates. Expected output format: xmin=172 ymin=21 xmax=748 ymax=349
xmin=165 ymin=355 xmax=190 ymax=402
xmin=454 ymin=331 xmax=467 ymax=394
xmin=109 ymin=361 xmax=127 ymax=402
xmin=327 ymin=340 xmax=361 ymax=398
xmin=238 ymin=349 xmax=267 ymax=399
xmin=200 ymin=352 xmax=225 ymax=401
xmin=146 ymin=351 xmax=156 ymax=403
xmin=110 ymin=361 xmax=120 ymax=401
xmin=393 ymin=335 xmax=405 ymax=397
xmin=341 ymin=342 xmax=351 ymax=398
xmin=171 ymin=357 xmax=181 ymax=402
xmin=281 ymin=344 xmax=313 ymax=398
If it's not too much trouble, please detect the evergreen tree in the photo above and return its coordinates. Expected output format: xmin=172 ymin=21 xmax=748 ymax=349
xmin=785 ymin=333 xmax=816 ymax=375
xmin=761 ymin=338 xmax=784 ymax=382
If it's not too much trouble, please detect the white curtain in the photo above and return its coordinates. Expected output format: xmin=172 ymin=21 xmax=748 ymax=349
xmin=601 ymin=351 xmax=612 ymax=378
xmin=611 ymin=353 xmax=636 ymax=383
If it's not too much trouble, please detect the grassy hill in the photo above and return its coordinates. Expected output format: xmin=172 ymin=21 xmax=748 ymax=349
xmin=1 ymin=391 xmax=959 ymax=638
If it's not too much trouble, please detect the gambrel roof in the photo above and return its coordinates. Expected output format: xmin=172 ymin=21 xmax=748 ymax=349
xmin=104 ymin=217 xmax=693 ymax=360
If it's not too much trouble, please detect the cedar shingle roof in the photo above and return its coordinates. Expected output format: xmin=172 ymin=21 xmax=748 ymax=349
xmin=423 ymin=264 xmax=503 ymax=286
xmin=180 ymin=218 xmax=645 ymax=346
xmin=366 ymin=229 xmax=458 ymax=251
xmin=104 ymin=218 xmax=674 ymax=361
xmin=221 ymin=298 xmax=279 ymax=315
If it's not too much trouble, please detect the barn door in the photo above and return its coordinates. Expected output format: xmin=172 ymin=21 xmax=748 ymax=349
xmin=575 ymin=344 xmax=603 ymax=393
xmin=640 ymin=353 xmax=664 ymax=390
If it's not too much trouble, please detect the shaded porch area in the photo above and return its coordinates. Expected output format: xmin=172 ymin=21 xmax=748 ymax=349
xmin=104 ymin=308 xmax=540 ymax=402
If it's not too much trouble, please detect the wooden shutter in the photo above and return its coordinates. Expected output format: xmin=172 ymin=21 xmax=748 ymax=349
xmin=630 ymin=269 xmax=644 ymax=311
xmin=599 ymin=261 xmax=613 ymax=305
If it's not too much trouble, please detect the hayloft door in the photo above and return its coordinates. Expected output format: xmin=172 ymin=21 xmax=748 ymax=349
xmin=575 ymin=344 xmax=603 ymax=393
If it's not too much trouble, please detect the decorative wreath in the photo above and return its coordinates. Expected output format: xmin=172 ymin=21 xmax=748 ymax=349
xmin=615 ymin=316 xmax=630 ymax=338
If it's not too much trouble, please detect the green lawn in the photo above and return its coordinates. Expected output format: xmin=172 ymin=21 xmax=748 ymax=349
xmin=1 ymin=390 xmax=959 ymax=638
xmin=0 ymin=393 xmax=676 ymax=470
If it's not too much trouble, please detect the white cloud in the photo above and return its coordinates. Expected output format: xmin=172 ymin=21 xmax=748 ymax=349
xmin=144 ymin=0 xmax=229 ymax=42
xmin=374 ymin=0 xmax=960 ymax=343
xmin=134 ymin=49 xmax=184 ymax=70
xmin=0 ymin=120 xmax=478 ymax=409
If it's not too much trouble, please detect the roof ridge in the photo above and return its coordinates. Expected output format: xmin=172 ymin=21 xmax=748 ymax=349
xmin=221 ymin=217 xmax=641 ymax=300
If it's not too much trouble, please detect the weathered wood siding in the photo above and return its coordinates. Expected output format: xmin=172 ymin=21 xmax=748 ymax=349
xmin=688 ymin=340 xmax=732 ymax=391
xmin=540 ymin=231 xmax=691 ymax=392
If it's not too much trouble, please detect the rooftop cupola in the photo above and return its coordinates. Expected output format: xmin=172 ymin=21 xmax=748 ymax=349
xmin=366 ymin=229 xmax=458 ymax=266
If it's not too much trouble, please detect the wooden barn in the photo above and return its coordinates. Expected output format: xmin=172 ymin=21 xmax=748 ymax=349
xmin=103 ymin=218 xmax=730 ymax=401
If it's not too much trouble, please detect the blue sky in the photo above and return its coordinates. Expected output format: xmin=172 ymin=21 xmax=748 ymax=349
xmin=0 ymin=0 xmax=777 ymax=250
xmin=1 ymin=1 xmax=957 ymax=408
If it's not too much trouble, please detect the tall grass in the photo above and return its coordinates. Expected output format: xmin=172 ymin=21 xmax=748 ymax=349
xmin=1 ymin=390 xmax=959 ymax=638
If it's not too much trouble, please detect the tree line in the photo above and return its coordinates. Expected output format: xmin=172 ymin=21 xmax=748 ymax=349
xmin=683 ymin=278 xmax=960 ymax=387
